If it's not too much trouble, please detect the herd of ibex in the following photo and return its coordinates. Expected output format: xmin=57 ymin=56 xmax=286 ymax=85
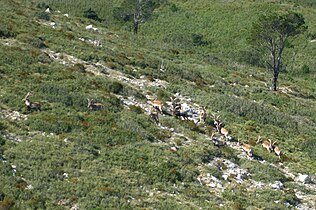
xmin=213 ymin=113 xmax=282 ymax=159
xmin=22 ymin=92 xmax=282 ymax=160
xmin=257 ymin=136 xmax=282 ymax=159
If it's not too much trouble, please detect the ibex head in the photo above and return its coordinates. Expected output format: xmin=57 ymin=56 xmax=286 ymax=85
xmin=87 ymin=98 xmax=103 ymax=111
xmin=256 ymin=136 xmax=263 ymax=144
xmin=159 ymin=60 xmax=167 ymax=72
xmin=23 ymin=92 xmax=32 ymax=101
xmin=212 ymin=114 xmax=221 ymax=123
xmin=87 ymin=98 xmax=92 ymax=108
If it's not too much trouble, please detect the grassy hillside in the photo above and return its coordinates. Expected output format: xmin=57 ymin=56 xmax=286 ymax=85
xmin=0 ymin=0 xmax=315 ymax=209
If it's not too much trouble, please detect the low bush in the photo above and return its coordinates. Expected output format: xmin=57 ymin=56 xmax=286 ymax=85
xmin=301 ymin=137 xmax=316 ymax=159
xmin=25 ymin=113 xmax=80 ymax=134
xmin=17 ymin=33 xmax=47 ymax=49
xmin=240 ymin=160 xmax=288 ymax=183
xmin=34 ymin=11 xmax=50 ymax=21
xmin=205 ymin=95 xmax=300 ymax=132
xmin=192 ymin=34 xmax=209 ymax=46
xmin=0 ymin=25 xmax=17 ymax=38
xmin=68 ymin=63 xmax=86 ymax=73
xmin=129 ymin=105 xmax=143 ymax=114
xmin=37 ymin=53 xmax=52 ymax=64
xmin=83 ymin=8 xmax=101 ymax=22
xmin=36 ymin=2 xmax=49 ymax=9
xmin=107 ymin=81 xmax=123 ymax=94
xmin=301 ymin=64 xmax=310 ymax=74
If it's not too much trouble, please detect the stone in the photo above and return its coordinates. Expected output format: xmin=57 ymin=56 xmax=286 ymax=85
xmin=271 ymin=181 xmax=284 ymax=190
xmin=297 ymin=174 xmax=312 ymax=184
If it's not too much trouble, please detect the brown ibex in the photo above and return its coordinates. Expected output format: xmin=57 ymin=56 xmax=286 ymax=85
xmin=87 ymin=98 xmax=104 ymax=111
xmin=196 ymin=106 xmax=207 ymax=124
xmin=220 ymin=125 xmax=229 ymax=139
xmin=238 ymin=139 xmax=253 ymax=157
xmin=212 ymin=114 xmax=229 ymax=138
xmin=22 ymin=92 xmax=41 ymax=112
xmin=152 ymin=99 xmax=163 ymax=114
xmin=149 ymin=108 xmax=160 ymax=125
xmin=272 ymin=141 xmax=282 ymax=160
xmin=256 ymin=136 xmax=273 ymax=152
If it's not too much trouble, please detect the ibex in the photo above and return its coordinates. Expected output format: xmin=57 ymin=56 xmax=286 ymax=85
xmin=152 ymin=99 xmax=163 ymax=113
xmin=159 ymin=60 xmax=167 ymax=72
xmin=173 ymin=104 xmax=189 ymax=120
xmin=22 ymin=92 xmax=41 ymax=112
xmin=196 ymin=106 xmax=207 ymax=124
xmin=213 ymin=114 xmax=221 ymax=132
xmin=238 ymin=139 xmax=253 ymax=157
xmin=210 ymin=133 xmax=226 ymax=147
xmin=212 ymin=114 xmax=229 ymax=138
xmin=170 ymin=97 xmax=181 ymax=111
xmin=256 ymin=136 xmax=273 ymax=152
xmin=87 ymin=98 xmax=104 ymax=111
xmin=220 ymin=125 xmax=229 ymax=139
xmin=149 ymin=108 xmax=160 ymax=125
xmin=272 ymin=141 xmax=282 ymax=160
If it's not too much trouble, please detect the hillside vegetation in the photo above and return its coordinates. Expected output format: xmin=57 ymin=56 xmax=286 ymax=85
xmin=0 ymin=0 xmax=315 ymax=209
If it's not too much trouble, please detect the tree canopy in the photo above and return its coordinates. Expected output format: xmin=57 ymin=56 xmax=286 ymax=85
xmin=249 ymin=12 xmax=307 ymax=91
xmin=113 ymin=0 xmax=166 ymax=33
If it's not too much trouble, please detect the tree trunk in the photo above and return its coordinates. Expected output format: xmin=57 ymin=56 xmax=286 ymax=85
xmin=272 ymin=72 xmax=278 ymax=91
xmin=272 ymin=76 xmax=277 ymax=91
xmin=133 ymin=20 xmax=139 ymax=34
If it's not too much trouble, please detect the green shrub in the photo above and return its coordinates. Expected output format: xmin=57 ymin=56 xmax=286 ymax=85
xmin=237 ymin=48 xmax=264 ymax=67
xmin=129 ymin=105 xmax=143 ymax=114
xmin=302 ymin=64 xmax=310 ymax=74
xmin=0 ymin=121 xmax=6 ymax=131
xmin=17 ymin=33 xmax=47 ymax=49
xmin=0 ymin=135 xmax=5 ymax=154
xmin=68 ymin=63 xmax=86 ymax=73
xmin=192 ymin=34 xmax=208 ymax=46
xmin=25 ymin=113 xmax=80 ymax=134
xmin=0 ymin=25 xmax=17 ymax=38
xmin=156 ymin=89 xmax=171 ymax=101
xmin=37 ymin=53 xmax=52 ymax=64
xmin=205 ymin=95 xmax=300 ymax=132
xmin=107 ymin=81 xmax=123 ymax=94
xmin=36 ymin=2 xmax=49 ymax=9
xmin=240 ymin=160 xmax=288 ymax=183
xmin=34 ymin=11 xmax=50 ymax=21
xmin=301 ymin=137 xmax=316 ymax=159
xmin=169 ymin=3 xmax=179 ymax=12
xmin=0 ymin=135 xmax=5 ymax=147
xmin=161 ymin=163 xmax=184 ymax=183
xmin=83 ymin=8 xmax=101 ymax=21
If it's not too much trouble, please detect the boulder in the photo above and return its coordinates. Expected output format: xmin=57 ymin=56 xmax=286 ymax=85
xmin=270 ymin=181 xmax=283 ymax=190
xmin=86 ymin=25 xmax=93 ymax=30
xmin=296 ymin=174 xmax=312 ymax=184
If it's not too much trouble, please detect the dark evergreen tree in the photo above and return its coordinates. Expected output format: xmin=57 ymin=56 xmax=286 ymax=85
xmin=249 ymin=12 xmax=307 ymax=91
xmin=113 ymin=0 xmax=166 ymax=34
